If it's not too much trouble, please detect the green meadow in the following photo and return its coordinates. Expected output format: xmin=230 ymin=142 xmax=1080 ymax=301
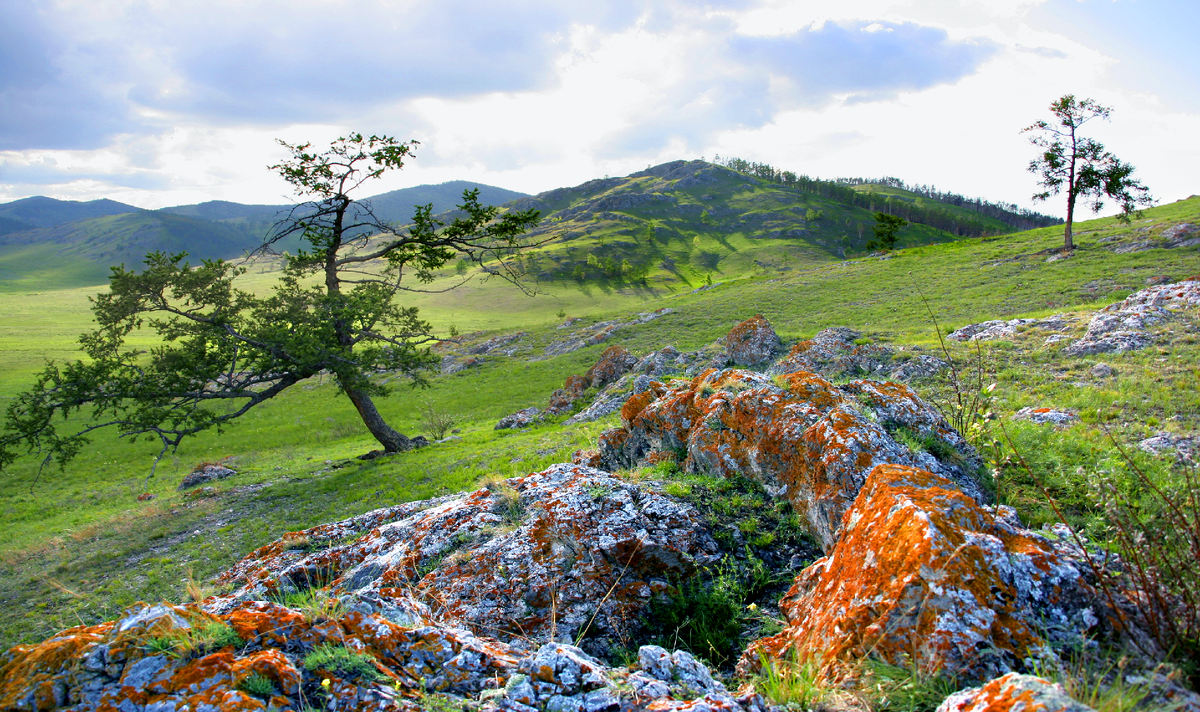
xmin=1 ymin=195 xmax=1198 ymax=654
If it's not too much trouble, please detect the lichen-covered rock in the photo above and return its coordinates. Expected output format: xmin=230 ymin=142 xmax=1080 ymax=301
xmin=496 ymin=406 xmax=542 ymax=430
xmin=2 ymin=606 xmax=744 ymax=712
xmin=584 ymin=345 xmax=639 ymax=389
xmin=600 ymin=368 xmax=986 ymax=550
xmin=742 ymin=465 xmax=1105 ymax=683
xmin=935 ymin=673 xmax=1094 ymax=712
xmin=722 ymin=315 xmax=780 ymax=367
xmin=547 ymin=374 xmax=591 ymax=415
xmin=210 ymin=464 xmax=718 ymax=658
xmin=768 ymin=327 xmax=890 ymax=378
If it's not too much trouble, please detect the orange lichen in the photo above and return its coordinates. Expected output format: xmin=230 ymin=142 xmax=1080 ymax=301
xmin=743 ymin=464 xmax=1095 ymax=682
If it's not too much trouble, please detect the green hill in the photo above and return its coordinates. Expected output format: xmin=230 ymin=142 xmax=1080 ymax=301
xmin=492 ymin=160 xmax=969 ymax=291
xmin=0 ymin=196 xmax=137 ymax=228
xmin=0 ymin=211 xmax=266 ymax=291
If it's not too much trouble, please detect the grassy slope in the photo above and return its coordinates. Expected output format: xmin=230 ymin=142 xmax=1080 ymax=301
xmin=0 ymin=196 xmax=1197 ymax=650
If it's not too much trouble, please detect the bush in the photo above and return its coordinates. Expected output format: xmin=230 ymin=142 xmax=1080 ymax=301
xmin=419 ymin=400 xmax=458 ymax=440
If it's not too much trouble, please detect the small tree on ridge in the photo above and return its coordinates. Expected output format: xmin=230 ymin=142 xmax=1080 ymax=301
xmin=1024 ymin=94 xmax=1153 ymax=251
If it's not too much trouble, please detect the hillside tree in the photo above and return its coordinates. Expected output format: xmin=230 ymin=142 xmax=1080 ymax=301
xmin=1024 ymin=94 xmax=1153 ymax=250
xmin=0 ymin=133 xmax=541 ymax=474
xmin=866 ymin=211 xmax=907 ymax=251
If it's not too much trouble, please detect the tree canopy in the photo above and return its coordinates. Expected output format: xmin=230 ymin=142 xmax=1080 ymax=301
xmin=0 ymin=133 xmax=542 ymax=475
xmin=1024 ymin=95 xmax=1153 ymax=250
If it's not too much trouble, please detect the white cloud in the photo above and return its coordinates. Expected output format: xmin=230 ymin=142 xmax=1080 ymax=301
xmin=0 ymin=0 xmax=1194 ymax=214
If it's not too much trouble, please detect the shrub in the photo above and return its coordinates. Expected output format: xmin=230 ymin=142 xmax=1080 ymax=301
xmin=419 ymin=400 xmax=458 ymax=440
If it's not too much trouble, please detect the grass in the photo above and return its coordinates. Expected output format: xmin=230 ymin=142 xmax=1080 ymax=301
xmin=1 ymin=193 xmax=1199 ymax=704
xmin=142 ymin=616 xmax=243 ymax=659
xmin=303 ymin=642 xmax=386 ymax=681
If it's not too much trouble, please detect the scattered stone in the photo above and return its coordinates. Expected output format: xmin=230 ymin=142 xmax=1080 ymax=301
xmin=1064 ymin=278 xmax=1200 ymax=356
xmin=722 ymin=315 xmax=780 ymax=367
xmin=442 ymin=354 xmax=484 ymax=374
xmin=1090 ymin=363 xmax=1114 ymax=378
xmin=495 ymin=407 xmax=542 ymax=430
xmin=936 ymin=673 xmax=1094 ymax=712
xmin=1013 ymin=407 xmax=1079 ymax=426
xmin=948 ymin=316 xmax=1070 ymax=342
xmin=178 ymin=463 xmax=236 ymax=491
xmin=1138 ymin=432 xmax=1198 ymax=463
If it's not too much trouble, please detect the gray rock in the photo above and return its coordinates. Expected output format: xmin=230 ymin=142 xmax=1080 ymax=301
xmin=496 ymin=406 xmax=541 ymax=430
xmin=1013 ymin=406 xmax=1078 ymax=426
xmin=1090 ymin=362 xmax=1114 ymax=378
xmin=178 ymin=464 xmax=236 ymax=491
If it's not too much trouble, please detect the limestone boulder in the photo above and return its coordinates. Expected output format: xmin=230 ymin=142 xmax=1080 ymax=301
xmin=584 ymin=345 xmax=638 ymax=389
xmin=722 ymin=315 xmax=780 ymax=367
xmin=741 ymin=465 xmax=1104 ymax=682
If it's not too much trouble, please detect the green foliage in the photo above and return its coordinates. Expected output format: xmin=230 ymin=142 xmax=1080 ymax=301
xmin=864 ymin=661 xmax=960 ymax=712
xmin=237 ymin=672 xmax=277 ymax=698
xmin=303 ymin=643 xmax=385 ymax=681
xmin=143 ymin=617 xmax=243 ymax=659
xmin=866 ymin=212 xmax=908 ymax=251
xmin=1030 ymin=649 xmax=1152 ymax=712
xmin=752 ymin=650 xmax=827 ymax=709
xmin=1024 ymin=94 xmax=1153 ymax=250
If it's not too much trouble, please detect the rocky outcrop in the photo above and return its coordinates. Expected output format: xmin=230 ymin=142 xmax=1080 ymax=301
xmin=208 ymin=464 xmax=719 ymax=658
xmin=1064 ymin=278 xmax=1199 ymax=356
xmin=583 ymin=345 xmax=638 ymax=389
xmin=741 ymin=464 xmax=1104 ymax=682
xmin=769 ymin=327 xmax=891 ymax=379
xmin=598 ymin=367 xmax=987 ymax=550
xmin=546 ymin=374 xmax=590 ymax=416
xmin=541 ymin=310 xmax=674 ymax=357
xmin=0 ymin=601 xmax=759 ymax=712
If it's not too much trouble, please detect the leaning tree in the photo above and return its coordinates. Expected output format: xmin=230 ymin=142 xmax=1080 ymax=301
xmin=0 ymin=133 xmax=541 ymax=474
xmin=1024 ymin=94 xmax=1153 ymax=251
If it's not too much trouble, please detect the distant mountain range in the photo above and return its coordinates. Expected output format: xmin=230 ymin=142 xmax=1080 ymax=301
xmin=0 ymin=182 xmax=529 ymax=289
xmin=0 ymin=166 xmax=1056 ymax=292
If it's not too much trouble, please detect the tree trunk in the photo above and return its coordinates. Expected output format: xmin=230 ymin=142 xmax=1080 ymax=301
xmin=345 ymin=388 xmax=412 ymax=452
xmin=1064 ymin=193 xmax=1076 ymax=251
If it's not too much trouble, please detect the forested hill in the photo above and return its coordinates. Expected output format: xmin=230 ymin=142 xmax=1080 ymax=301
xmin=713 ymin=157 xmax=1062 ymax=235
xmin=496 ymin=159 xmax=988 ymax=287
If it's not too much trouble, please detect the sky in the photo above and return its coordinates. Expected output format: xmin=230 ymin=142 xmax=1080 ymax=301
xmin=0 ymin=0 xmax=1196 ymax=217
